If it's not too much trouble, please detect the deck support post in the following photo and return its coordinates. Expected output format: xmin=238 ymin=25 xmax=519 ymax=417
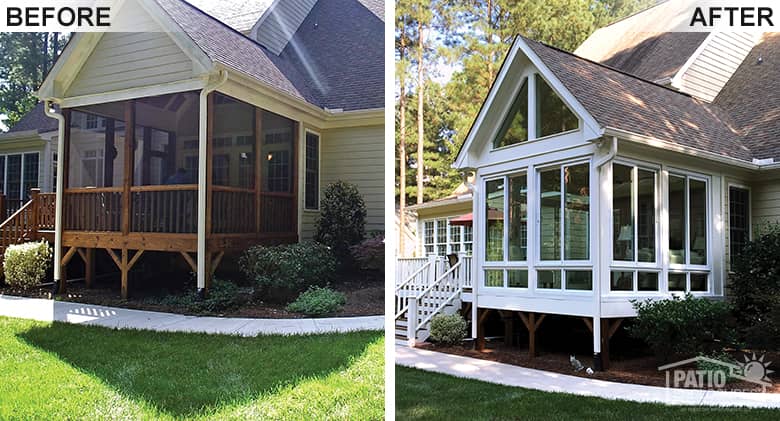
xmin=120 ymin=249 xmax=129 ymax=299
xmin=518 ymin=312 xmax=546 ymax=358
xmin=595 ymin=318 xmax=623 ymax=371
xmin=84 ymin=248 xmax=95 ymax=288
xmin=475 ymin=308 xmax=491 ymax=351
xmin=499 ymin=310 xmax=514 ymax=346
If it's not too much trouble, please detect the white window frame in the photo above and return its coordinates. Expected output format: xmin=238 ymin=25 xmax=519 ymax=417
xmin=303 ymin=129 xmax=321 ymax=211
xmin=420 ymin=217 xmax=473 ymax=258
xmin=608 ymin=159 xmax=662 ymax=294
xmin=665 ymin=168 xmax=713 ymax=295
xmin=534 ymin=158 xmax=594 ymax=294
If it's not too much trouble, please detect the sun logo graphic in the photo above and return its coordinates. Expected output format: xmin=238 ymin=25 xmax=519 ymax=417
xmin=738 ymin=353 xmax=774 ymax=385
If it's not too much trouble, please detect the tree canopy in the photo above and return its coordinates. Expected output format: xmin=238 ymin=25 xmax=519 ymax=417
xmin=0 ymin=33 xmax=69 ymax=131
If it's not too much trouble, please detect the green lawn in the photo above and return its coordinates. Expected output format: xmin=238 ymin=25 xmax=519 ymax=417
xmin=0 ymin=316 xmax=383 ymax=420
xmin=396 ymin=366 xmax=779 ymax=420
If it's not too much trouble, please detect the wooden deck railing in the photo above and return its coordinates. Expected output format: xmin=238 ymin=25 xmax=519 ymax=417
xmin=64 ymin=187 xmax=123 ymax=231
xmin=131 ymin=185 xmax=197 ymax=233
xmin=259 ymin=192 xmax=295 ymax=233
xmin=212 ymin=186 xmax=255 ymax=234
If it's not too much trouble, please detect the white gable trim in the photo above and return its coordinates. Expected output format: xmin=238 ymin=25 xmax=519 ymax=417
xmin=38 ymin=0 xmax=213 ymax=102
xmin=454 ymin=36 xmax=603 ymax=169
xmin=669 ymin=32 xmax=715 ymax=89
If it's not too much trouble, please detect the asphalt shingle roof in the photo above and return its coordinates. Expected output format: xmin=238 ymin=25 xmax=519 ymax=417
xmin=524 ymin=36 xmax=754 ymax=162
xmin=155 ymin=0 xmax=383 ymax=112
xmin=7 ymin=103 xmax=58 ymax=133
xmin=713 ymin=33 xmax=780 ymax=161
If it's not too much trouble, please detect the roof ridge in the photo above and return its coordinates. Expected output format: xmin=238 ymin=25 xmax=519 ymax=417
xmin=595 ymin=0 xmax=671 ymax=30
xmin=521 ymin=35 xmax=694 ymax=98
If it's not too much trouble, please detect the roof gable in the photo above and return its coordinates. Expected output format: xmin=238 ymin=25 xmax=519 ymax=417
xmin=454 ymin=36 xmax=602 ymax=168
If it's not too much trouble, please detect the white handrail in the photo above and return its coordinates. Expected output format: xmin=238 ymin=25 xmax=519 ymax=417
xmin=417 ymin=287 xmax=462 ymax=330
xmin=395 ymin=261 xmax=431 ymax=293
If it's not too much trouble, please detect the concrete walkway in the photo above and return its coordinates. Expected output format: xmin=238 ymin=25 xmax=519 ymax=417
xmin=0 ymin=294 xmax=383 ymax=335
xmin=396 ymin=345 xmax=780 ymax=408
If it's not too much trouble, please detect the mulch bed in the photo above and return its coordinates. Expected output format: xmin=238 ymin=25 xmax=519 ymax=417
xmin=419 ymin=340 xmax=779 ymax=393
xmin=0 ymin=274 xmax=383 ymax=319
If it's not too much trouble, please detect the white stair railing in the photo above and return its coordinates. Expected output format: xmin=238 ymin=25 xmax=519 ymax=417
xmin=395 ymin=255 xmax=438 ymax=319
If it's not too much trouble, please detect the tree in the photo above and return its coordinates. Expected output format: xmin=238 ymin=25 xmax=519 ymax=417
xmin=396 ymin=2 xmax=413 ymax=252
xmin=0 ymin=33 xmax=69 ymax=130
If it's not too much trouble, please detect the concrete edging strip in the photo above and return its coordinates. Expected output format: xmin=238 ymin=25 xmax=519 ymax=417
xmin=0 ymin=294 xmax=383 ymax=335
xmin=396 ymin=344 xmax=780 ymax=408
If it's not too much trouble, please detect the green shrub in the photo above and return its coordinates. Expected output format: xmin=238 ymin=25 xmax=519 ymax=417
xmin=239 ymin=241 xmax=336 ymax=299
xmin=696 ymin=351 xmax=739 ymax=384
xmin=153 ymin=279 xmax=248 ymax=314
xmin=286 ymin=286 xmax=346 ymax=316
xmin=4 ymin=241 xmax=52 ymax=289
xmin=351 ymin=235 xmax=384 ymax=272
xmin=314 ymin=181 xmax=366 ymax=267
xmin=429 ymin=314 xmax=468 ymax=345
xmin=729 ymin=223 xmax=780 ymax=349
xmin=629 ymin=294 xmax=735 ymax=361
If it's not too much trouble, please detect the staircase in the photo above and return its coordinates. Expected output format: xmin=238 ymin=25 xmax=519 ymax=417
xmin=0 ymin=189 xmax=56 ymax=269
xmin=395 ymin=254 xmax=471 ymax=345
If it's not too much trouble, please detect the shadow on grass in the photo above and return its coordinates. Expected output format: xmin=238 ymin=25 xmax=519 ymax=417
xmin=17 ymin=322 xmax=381 ymax=418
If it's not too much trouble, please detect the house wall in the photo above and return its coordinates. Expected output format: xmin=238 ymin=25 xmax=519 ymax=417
xmin=677 ymin=32 xmax=757 ymax=102
xmin=752 ymin=175 xmax=780 ymax=233
xmin=298 ymin=124 xmax=384 ymax=240
xmin=66 ymin=0 xmax=195 ymax=98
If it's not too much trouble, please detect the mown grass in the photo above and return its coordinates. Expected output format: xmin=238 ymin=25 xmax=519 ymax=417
xmin=0 ymin=316 xmax=383 ymax=420
xmin=396 ymin=366 xmax=779 ymax=420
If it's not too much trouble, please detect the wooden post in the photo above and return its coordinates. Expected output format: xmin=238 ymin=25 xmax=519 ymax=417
xmin=500 ymin=311 xmax=514 ymax=346
xmin=518 ymin=312 xmax=546 ymax=358
xmin=475 ymin=308 xmax=491 ymax=351
xmin=59 ymin=246 xmax=78 ymax=295
xmin=104 ymin=118 xmax=115 ymax=187
xmin=121 ymin=248 xmax=129 ymax=299
xmin=61 ymin=110 xmax=71 ymax=190
xmin=122 ymin=101 xmax=135 ymax=235
xmin=0 ymin=194 xmax=5 ymax=220
xmin=30 ymin=188 xmax=40 ymax=239
xmin=84 ymin=248 xmax=95 ymax=288
xmin=599 ymin=318 xmax=623 ymax=370
xmin=254 ymin=107 xmax=263 ymax=233
xmin=291 ymin=122 xmax=299 ymax=238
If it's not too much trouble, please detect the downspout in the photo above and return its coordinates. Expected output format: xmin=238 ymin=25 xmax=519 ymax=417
xmin=593 ymin=135 xmax=616 ymax=370
xmin=197 ymin=69 xmax=228 ymax=294
xmin=44 ymin=101 xmax=66 ymax=292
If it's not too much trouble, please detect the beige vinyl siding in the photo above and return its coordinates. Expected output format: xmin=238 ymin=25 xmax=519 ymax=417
xmin=66 ymin=3 xmax=194 ymax=98
xmin=252 ymin=0 xmax=318 ymax=55
xmin=679 ymin=32 xmax=757 ymax=102
xmin=752 ymin=178 xmax=780 ymax=234
xmin=317 ymin=125 xmax=384 ymax=234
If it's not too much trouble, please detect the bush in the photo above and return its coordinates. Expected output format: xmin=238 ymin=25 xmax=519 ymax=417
xmin=697 ymin=351 xmax=739 ymax=384
xmin=4 ymin=241 xmax=51 ymax=289
xmin=351 ymin=235 xmax=384 ymax=272
xmin=153 ymin=279 xmax=248 ymax=314
xmin=239 ymin=241 xmax=336 ymax=299
xmin=429 ymin=314 xmax=468 ymax=345
xmin=628 ymin=294 xmax=735 ymax=361
xmin=729 ymin=223 xmax=780 ymax=349
xmin=286 ymin=286 xmax=346 ymax=316
xmin=314 ymin=181 xmax=367 ymax=266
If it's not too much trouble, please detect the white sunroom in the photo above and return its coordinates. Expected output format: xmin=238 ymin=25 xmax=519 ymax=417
xmin=453 ymin=36 xmax=757 ymax=366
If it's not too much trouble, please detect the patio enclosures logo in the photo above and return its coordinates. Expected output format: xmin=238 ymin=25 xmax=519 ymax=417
xmin=658 ymin=353 xmax=774 ymax=392
xmin=1 ymin=0 xmax=161 ymax=32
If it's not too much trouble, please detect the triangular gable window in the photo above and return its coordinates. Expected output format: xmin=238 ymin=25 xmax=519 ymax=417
xmin=535 ymin=74 xmax=578 ymax=138
xmin=493 ymin=78 xmax=528 ymax=148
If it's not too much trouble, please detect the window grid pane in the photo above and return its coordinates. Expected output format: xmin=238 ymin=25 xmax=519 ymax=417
xmin=539 ymin=169 xmax=561 ymax=260
xmin=508 ymin=174 xmax=528 ymax=261
xmin=564 ymin=163 xmax=589 ymax=260
xmin=486 ymin=179 xmax=505 ymax=261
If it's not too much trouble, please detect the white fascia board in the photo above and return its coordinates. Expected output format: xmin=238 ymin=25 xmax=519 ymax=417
xmin=453 ymin=36 xmax=604 ymax=169
xmin=604 ymin=127 xmax=759 ymax=171
xmin=38 ymin=33 xmax=104 ymax=100
xmin=59 ymin=77 xmax=208 ymax=109
xmin=669 ymin=32 xmax=715 ymax=89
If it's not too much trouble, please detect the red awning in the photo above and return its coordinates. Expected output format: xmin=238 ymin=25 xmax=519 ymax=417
xmin=449 ymin=209 xmax=503 ymax=226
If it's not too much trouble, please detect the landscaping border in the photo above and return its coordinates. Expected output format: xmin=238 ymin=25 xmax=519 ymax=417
xmin=396 ymin=345 xmax=780 ymax=408
xmin=0 ymin=295 xmax=383 ymax=335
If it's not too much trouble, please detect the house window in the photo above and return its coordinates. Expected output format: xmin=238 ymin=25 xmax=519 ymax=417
xmin=421 ymin=218 xmax=473 ymax=257
xmin=266 ymin=150 xmax=290 ymax=192
xmin=485 ymin=178 xmax=505 ymax=261
xmin=238 ymin=153 xmax=254 ymax=188
xmin=304 ymin=132 xmax=320 ymax=210
xmin=610 ymin=163 xmax=659 ymax=292
xmin=236 ymin=135 xmax=254 ymax=146
xmin=22 ymin=153 xmax=39 ymax=199
xmin=493 ymin=78 xmax=528 ymax=148
xmin=80 ymin=149 xmax=104 ymax=188
xmin=668 ymin=173 xmax=710 ymax=293
xmin=508 ymin=174 xmax=528 ymax=261
xmin=539 ymin=163 xmax=589 ymax=261
xmin=729 ymin=186 xmax=750 ymax=264
xmin=85 ymin=114 xmax=98 ymax=129
xmin=535 ymin=74 xmax=578 ymax=138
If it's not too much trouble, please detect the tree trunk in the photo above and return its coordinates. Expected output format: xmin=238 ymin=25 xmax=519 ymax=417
xmin=416 ymin=21 xmax=425 ymax=204
xmin=398 ymin=24 xmax=408 ymax=255
xmin=486 ymin=0 xmax=494 ymax=90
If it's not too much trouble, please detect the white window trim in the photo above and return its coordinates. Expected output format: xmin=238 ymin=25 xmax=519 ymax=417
xmin=303 ymin=129 xmax=321 ymax=212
